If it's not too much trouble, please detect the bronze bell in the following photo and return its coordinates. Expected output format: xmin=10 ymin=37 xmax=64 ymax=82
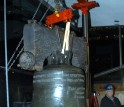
xmin=32 ymin=51 xmax=87 ymax=107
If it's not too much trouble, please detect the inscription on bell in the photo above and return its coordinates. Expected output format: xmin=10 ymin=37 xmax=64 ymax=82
xmin=34 ymin=73 xmax=84 ymax=78
xmin=33 ymin=73 xmax=84 ymax=83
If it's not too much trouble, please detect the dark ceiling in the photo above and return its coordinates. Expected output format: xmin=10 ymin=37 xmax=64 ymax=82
xmin=0 ymin=0 xmax=124 ymax=83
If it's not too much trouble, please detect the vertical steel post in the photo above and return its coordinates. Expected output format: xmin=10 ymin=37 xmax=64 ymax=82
xmin=115 ymin=20 xmax=123 ymax=82
xmin=84 ymin=14 xmax=89 ymax=39
xmin=84 ymin=13 xmax=90 ymax=107
xmin=118 ymin=25 xmax=124 ymax=82
xmin=115 ymin=20 xmax=122 ymax=67
xmin=118 ymin=25 xmax=122 ymax=66
xmin=4 ymin=0 xmax=10 ymax=106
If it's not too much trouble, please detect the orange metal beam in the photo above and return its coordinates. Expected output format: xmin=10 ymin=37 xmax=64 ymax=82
xmin=46 ymin=8 xmax=73 ymax=26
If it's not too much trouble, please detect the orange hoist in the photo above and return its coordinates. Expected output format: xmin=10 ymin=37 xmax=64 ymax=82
xmin=46 ymin=8 xmax=73 ymax=26
xmin=72 ymin=0 xmax=98 ymax=15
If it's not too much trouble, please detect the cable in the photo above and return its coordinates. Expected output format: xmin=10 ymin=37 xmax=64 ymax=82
xmin=32 ymin=0 xmax=43 ymax=20
xmin=8 ymin=0 xmax=55 ymax=69
xmin=39 ymin=3 xmax=51 ymax=23
xmin=8 ymin=47 xmax=24 ymax=71
xmin=8 ymin=0 xmax=43 ymax=67
xmin=7 ymin=0 xmax=44 ymax=68
xmin=8 ymin=37 xmax=23 ymax=66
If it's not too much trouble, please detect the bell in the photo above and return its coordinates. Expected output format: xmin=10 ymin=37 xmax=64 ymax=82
xmin=32 ymin=51 xmax=87 ymax=107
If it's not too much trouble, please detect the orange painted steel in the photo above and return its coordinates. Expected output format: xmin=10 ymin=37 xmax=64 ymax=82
xmin=72 ymin=1 xmax=98 ymax=15
xmin=78 ymin=0 xmax=87 ymax=3
xmin=46 ymin=8 xmax=73 ymax=26
xmin=90 ymin=93 xmax=99 ymax=107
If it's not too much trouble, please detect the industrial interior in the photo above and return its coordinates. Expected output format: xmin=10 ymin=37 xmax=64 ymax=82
xmin=0 ymin=0 xmax=124 ymax=107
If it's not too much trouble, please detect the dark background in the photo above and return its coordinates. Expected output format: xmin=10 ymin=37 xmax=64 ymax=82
xmin=0 ymin=0 xmax=124 ymax=106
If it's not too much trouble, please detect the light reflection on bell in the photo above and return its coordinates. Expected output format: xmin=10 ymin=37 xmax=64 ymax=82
xmin=54 ymin=86 xmax=63 ymax=97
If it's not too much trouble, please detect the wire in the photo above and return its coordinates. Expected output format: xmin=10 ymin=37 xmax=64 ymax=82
xmin=8 ymin=37 xmax=23 ymax=66
xmin=32 ymin=0 xmax=43 ymax=20
xmin=7 ymin=0 xmax=44 ymax=69
xmin=39 ymin=3 xmax=51 ymax=23
xmin=7 ymin=0 xmax=53 ymax=69
xmin=8 ymin=47 xmax=24 ymax=71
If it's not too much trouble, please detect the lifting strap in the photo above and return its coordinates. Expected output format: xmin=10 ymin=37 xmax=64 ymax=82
xmin=61 ymin=21 xmax=70 ymax=54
